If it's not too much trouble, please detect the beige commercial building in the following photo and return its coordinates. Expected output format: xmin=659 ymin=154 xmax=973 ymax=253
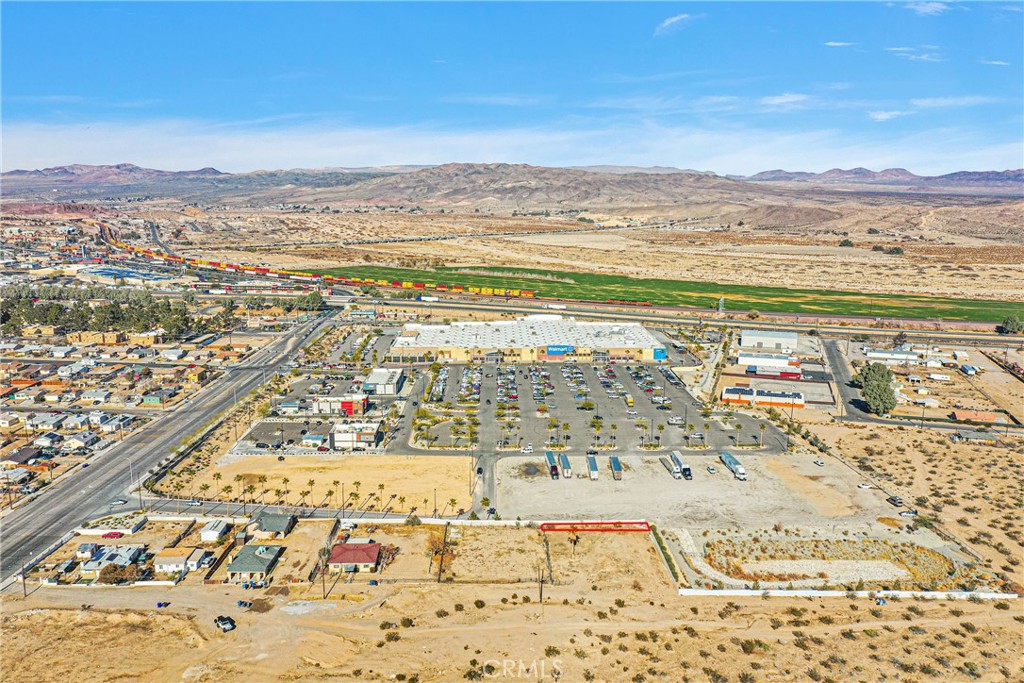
xmin=387 ymin=315 xmax=668 ymax=364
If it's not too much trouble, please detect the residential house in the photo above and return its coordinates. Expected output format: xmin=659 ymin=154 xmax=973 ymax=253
xmin=49 ymin=346 xmax=76 ymax=359
xmin=65 ymin=430 xmax=99 ymax=449
xmin=152 ymin=546 xmax=209 ymax=574
xmin=142 ymin=388 xmax=178 ymax=406
xmin=62 ymin=414 xmax=90 ymax=431
xmin=327 ymin=542 xmax=381 ymax=573
xmin=248 ymin=512 xmax=295 ymax=540
xmin=88 ymin=410 xmax=112 ymax=426
xmin=0 ymin=468 xmax=32 ymax=488
xmin=1 ymin=447 xmax=41 ymax=468
xmin=100 ymin=415 xmax=134 ymax=434
xmin=226 ymin=544 xmax=283 ymax=583
xmin=160 ymin=348 xmax=187 ymax=361
xmin=0 ymin=413 xmax=22 ymax=430
xmin=81 ymin=389 xmax=112 ymax=404
xmin=76 ymin=543 xmax=99 ymax=560
xmin=79 ymin=545 xmax=144 ymax=579
xmin=33 ymin=432 xmax=63 ymax=448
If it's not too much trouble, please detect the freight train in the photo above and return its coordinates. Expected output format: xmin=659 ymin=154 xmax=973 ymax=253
xmin=93 ymin=221 xmax=656 ymax=307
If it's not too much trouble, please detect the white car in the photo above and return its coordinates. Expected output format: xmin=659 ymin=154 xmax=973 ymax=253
xmin=186 ymin=500 xmax=202 ymax=507
xmin=706 ymin=466 xmax=717 ymax=474
xmin=813 ymin=459 xmax=825 ymax=467
xmin=857 ymin=483 xmax=872 ymax=489
xmin=521 ymin=444 xmax=534 ymax=454
xmin=109 ymin=498 xmax=128 ymax=506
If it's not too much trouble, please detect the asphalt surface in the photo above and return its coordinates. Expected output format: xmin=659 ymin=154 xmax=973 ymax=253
xmin=0 ymin=314 xmax=335 ymax=582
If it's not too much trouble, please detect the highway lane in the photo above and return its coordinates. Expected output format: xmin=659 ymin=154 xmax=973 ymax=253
xmin=0 ymin=315 xmax=335 ymax=582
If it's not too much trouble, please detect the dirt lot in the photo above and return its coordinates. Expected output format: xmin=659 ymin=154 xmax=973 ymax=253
xmin=179 ymin=454 xmax=472 ymax=516
xmin=495 ymin=452 xmax=894 ymax=530
xmin=3 ymin=554 xmax=1020 ymax=683
xmin=804 ymin=421 xmax=1024 ymax=592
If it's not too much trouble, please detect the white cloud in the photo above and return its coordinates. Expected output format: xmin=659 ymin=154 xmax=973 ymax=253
xmin=907 ymin=53 xmax=944 ymax=62
xmin=824 ymin=41 xmax=855 ymax=47
xmin=440 ymin=94 xmax=545 ymax=107
xmin=867 ymin=110 xmax=913 ymax=122
xmin=905 ymin=2 xmax=951 ymax=15
xmin=910 ymin=96 xmax=999 ymax=107
xmin=980 ymin=59 xmax=1010 ymax=66
xmin=886 ymin=47 xmax=916 ymax=52
xmin=6 ymin=94 xmax=85 ymax=104
xmin=759 ymin=93 xmax=811 ymax=107
xmin=654 ymin=13 xmax=698 ymax=36
xmin=2 ymin=118 xmax=1020 ymax=177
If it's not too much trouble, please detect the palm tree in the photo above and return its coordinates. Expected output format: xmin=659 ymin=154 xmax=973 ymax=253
xmin=307 ymin=478 xmax=316 ymax=504
xmin=282 ymin=476 xmax=290 ymax=494
xmin=657 ymin=423 xmax=665 ymax=444
xmin=273 ymin=488 xmax=283 ymax=504
xmin=332 ymin=479 xmax=341 ymax=507
xmin=759 ymin=422 xmax=767 ymax=447
xmin=610 ymin=423 xmax=618 ymax=444
xmin=735 ymin=422 xmax=744 ymax=444
xmin=245 ymin=484 xmax=256 ymax=515
xmin=212 ymin=472 xmax=222 ymax=487
xmin=299 ymin=490 xmax=310 ymax=506
xmin=353 ymin=481 xmax=362 ymax=497
xmin=377 ymin=483 xmax=385 ymax=507
xmin=562 ymin=422 xmax=571 ymax=445
xmin=199 ymin=483 xmax=211 ymax=513
xmin=325 ymin=489 xmax=334 ymax=509
xmin=398 ymin=495 xmax=406 ymax=512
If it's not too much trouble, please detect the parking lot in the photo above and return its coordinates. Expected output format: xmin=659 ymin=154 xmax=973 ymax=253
xmin=495 ymin=450 xmax=904 ymax=530
xmin=411 ymin=361 xmax=786 ymax=454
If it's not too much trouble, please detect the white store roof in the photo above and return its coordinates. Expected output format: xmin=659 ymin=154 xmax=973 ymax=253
xmin=392 ymin=315 xmax=661 ymax=351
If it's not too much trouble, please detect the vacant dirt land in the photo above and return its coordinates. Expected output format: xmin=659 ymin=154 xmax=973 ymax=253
xmin=4 ymin=568 xmax=1020 ymax=682
xmin=181 ymin=454 xmax=473 ymax=516
xmin=805 ymin=421 xmax=1024 ymax=592
xmin=156 ymin=200 xmax=1024 ymax=301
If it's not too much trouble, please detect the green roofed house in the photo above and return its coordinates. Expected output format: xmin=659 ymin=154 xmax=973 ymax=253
xmin=226 ymin=544 xmax=283 ymax=583
xmin=248 ymin=512 xmax=296 ymax=540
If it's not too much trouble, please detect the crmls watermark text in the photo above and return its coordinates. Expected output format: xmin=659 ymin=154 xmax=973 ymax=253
xmin=482 ymin=659 xmax=564 ymax=679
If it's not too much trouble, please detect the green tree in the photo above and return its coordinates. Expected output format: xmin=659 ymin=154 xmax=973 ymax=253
xmin=855 ymin=363 xmax=897 ymax=415
xmin=999 ymin=315 xmax=1022 ymax=334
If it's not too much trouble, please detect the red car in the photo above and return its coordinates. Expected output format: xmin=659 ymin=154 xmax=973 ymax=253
xmin=317 ymin=446 xmax=329 ymax=452
xmin=101 ymin=531 xmax=124 ymax=539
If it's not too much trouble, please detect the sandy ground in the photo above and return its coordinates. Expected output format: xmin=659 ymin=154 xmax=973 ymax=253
xmin=803 ymin=421 xmax=1024 ymax=592
xmin=143 ymin=203 xmax=1024 ymax=300
xmin=3 ymin=553 xmax=1020 ymax=682
xmin=179 ymin=454 xmax=473 ymax=515
xmin=495 ymin=452 xmax=890 ymax=529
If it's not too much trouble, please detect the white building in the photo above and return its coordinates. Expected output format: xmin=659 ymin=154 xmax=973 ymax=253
xmin=363 ymin=368 xmax=405 ymax=396
xmin=200 ymin=519 xmax=229 ymax=543
xmin=739 ymin=329 xmax=798 ymax=352
xmin=864 ymin=348 xmax=920 ymax=365
xmin=736 ymin=352 xmax=799 ymax=369
xmin=330 ymin=421 xmax=384 ymax=451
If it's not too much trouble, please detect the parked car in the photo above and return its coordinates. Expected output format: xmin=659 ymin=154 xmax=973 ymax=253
xmin=317 ymin=446 xmax=329 ymax=452
xmin=857 ymin=483 xmax=872 ymax=489
xmin=214 ymin=616 xmax=236 ymax=632
xmin=109 ymin=499 xmax=128 ymax=506
xmin=706 ymin=466 xmax=717 ymax=474
xmin=521 ymin=443 xmax=534 ymax=454
xmin=101 ymin=531 xmax=124 ymax=539
xmin=886 ymin=495 xmax=904 ymax=507
xmin=186 ymin=500 xmax=202 ymax=507
xmin=813 ymin=460 xmax=825 ymax=467
xmin=898 ymin=510 xmax=918 ymax=517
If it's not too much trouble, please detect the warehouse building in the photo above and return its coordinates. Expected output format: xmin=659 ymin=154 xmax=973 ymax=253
xmin=739 ymin=329 xmax=798 ymax=351
xmin=363 ymin=368 xmax=405 ymax=396
xmin=387 ymin=315 xmax=668 ymax=364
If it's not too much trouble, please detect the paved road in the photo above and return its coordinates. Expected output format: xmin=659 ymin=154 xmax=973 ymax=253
xmin=0 ymin=314 xmax=335 ymax=581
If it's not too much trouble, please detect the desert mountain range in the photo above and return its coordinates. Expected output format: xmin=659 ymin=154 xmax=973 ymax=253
xmin=2 ymin=162 xmax=1020 ymax=207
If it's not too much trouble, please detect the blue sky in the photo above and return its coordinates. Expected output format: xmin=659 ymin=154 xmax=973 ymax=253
xmin=2 ymin=2 xmax=1021 ymax=174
